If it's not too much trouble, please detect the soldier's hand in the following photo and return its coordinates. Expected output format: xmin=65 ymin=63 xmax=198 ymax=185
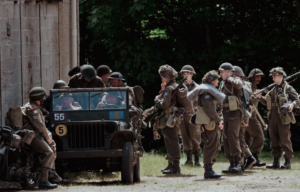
xmin=47 ymin=138 xmax=54 ymax=145
xmin=96 ymin=102 xmax=105 ymax=109
xmin=156 ymin=94 xmax=162 ymax=99
xmin=288 ymin=103 xmax=294 ymax=112
xmin=254 ymin=89 xmax=262 ymax=98
xmin=161 ymin=82 xmax=166 ymax=91
xmin=219 ymin=120 xmax=224 ymax=130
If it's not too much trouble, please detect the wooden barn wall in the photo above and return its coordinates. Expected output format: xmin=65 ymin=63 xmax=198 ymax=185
xmin=0 ymin=0 xmax=79 ymax=125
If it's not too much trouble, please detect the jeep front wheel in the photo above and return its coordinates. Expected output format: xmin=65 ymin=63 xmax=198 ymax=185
xmin=121 ymin=142 xmax=134 ymax=184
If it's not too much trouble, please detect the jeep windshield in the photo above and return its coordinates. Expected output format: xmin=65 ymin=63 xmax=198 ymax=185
xmin=52 ymin=90 xmax=127 ymax=111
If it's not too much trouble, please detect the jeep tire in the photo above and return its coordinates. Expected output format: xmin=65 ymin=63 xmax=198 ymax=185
xmin=121 ymin=142 xmax=134 ymax=184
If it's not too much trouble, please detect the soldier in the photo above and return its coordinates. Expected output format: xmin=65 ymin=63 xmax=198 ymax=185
xmin=68 ymin=64 xmax=105 ymax=88
xmin=188 ymin=70 xmax=225 ymax=179
xmin=232 ymin=66 xmax=257 ymax=170
xmin=218 ymin=62 xmax=243 ymax=173
xmin=97 ymin=65 xmax=112 ymax=87
xmin=21 ymin=87 xmax=59 ymax=189
xmin=245 ymin=68 xmax=266 ymax=167
xmin=262 ymin=67 xmax=300 ymax=169
xmin=108 ymin=72 xmax=143 ymax=120
xmin=154 ymin=65 xmax=181 ymax=174
xmin=55 ymin=93 xmax=82 ymax=111
xmin=179 ymin=65 xmax=202 ymax=166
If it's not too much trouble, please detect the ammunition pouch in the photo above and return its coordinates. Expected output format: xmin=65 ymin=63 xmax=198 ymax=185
xmin=157 ymin=107 xmax=183 ymax=128
xmin=204 ymin=120 xmax=216 ymax=131
xmin=196 ymin=106 xmax=210 ymax=125
xmin=266 ymin=95 xmax=272 ymax=110
xmin=279 ymin=96 xmax=287 ymax=107
xmin=22 ymin=130 xmax=36 ymax=145
xmin=228 ymin=96 xmax=238 ymax=111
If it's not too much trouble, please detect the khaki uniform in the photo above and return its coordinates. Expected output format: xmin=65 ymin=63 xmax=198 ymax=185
xmin=262 ymin=81 xmax=300 ymax=158
xmin=219 ymin=76 xmax=243 ymax=160
xmin=179 ymin=81 xmax=201 ymax=155
xmin=68 ymin=74 xmax=105 ymax=88
xmin=154 ymin=80 xmax=181 ymax=161
xmin=200 ymin=92 xmax=222 ymax=165
xmin=22 ymin=102 xmax=55 ymax=181
xmin=245 ymin=84 xmax=265 ymax=154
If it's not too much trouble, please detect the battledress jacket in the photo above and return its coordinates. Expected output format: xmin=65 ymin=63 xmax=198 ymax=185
xmin=68 ymin=73 xmax=105 ymax=88
xmin=154 ymin=80 xmax=177 ymax=111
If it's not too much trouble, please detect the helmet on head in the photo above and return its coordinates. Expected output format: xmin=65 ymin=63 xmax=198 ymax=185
xmin=202 ymin=70 xmax=220 ymax=84
xmin=108 ymin=72 xmax=125 ymax=81
xmin=97 ymin=65 xmax=112 ymax=77
xmin=248 ymin=68 xmax=264 ymax=79
xmin=59 ymin=93 xmax=73 ymax=100
xmin=68 ymin=66 xmax=81 ymax=77
xmin=233 ymin=66 xmax=245 ymax=77
xmin=158 ymin=64 xmax=178 ymax=80
xmin=29 ymin=87 xmax=47 ymax=100
xmin=218 ymin=62 xmax=235 ymax=71
xmin=269 ymin=67 xmax=287 ymax=77
xmin=81 ymin=64 xmax=97 ymax=80
xmin=180 ymin=65 xmax=196 ymax=74
xmin=53 ymin=80 xmax=69 ymax=89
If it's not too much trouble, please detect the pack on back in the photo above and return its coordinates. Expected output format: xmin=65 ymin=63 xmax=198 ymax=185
xmin=5 ymin=106 xmax=23 ymax=131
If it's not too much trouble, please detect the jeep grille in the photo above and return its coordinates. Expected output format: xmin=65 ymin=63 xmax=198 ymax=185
xmin=66 ymin=123 xmax=105 ymax=149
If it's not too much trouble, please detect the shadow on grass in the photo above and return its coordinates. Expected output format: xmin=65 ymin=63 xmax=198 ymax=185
xmin=194 ymin=178 xmax=226 ymax=182
xmin=157 ymin=174 xmax=197 ymax=178
xmin=60 ymin=180 xmax=147 ymax=186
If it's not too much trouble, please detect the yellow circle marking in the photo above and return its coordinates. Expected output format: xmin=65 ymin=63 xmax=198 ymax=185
xmin=55 ymin=124 xmax=67 ymax=137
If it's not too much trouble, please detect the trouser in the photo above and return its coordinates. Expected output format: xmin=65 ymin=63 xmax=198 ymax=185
xmin=240 ymin=125 xmax=252 ymax=158
xmin=179 ymin=117 xmax=201 ymax=155
xmin=49 ymin=141 xmax=56 ymax=169
xmin=223 ymin=110 xmax=242 ymax=161
xmin=203 ymin=125 xmax=219 ymax=165
xmin=31 ymin=137 xmax=55 ymax=181
xmin=269 ymin=109 xmax=293 ymax=159
xmin=162 ymin=126 xmax=181 ymax=161
xmin=245 ymin=115 xmax=264 ymax=154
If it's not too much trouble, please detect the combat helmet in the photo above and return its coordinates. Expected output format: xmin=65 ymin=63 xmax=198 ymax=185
xmin=108 ymin=72 xmax=125 ymax=81
xmin=53 ymin=80 xmax=69 ymax=89
xmin=269 ymin=67 xmax=287 ymax=77
xmin=81 ymin=64 xmax=97 ymax=80
xmin=29 ymin=87 xmax=47 ymax=100
xmin=68 ymin=66 xmax=81 ymax=77
xmin=158 ymin=64 xmax=178 ymax=80
xmin=248 ymin=68 xmax=265 ymax=79
xmin=180 ymin=65 xmax=196 ymax=74
xmin=97 ymin=65 xmax=112 ymax=77
xmin=218 ymin=62 xmax=235 ymax=71
xmin=202 ymin=70 xmax=220 ymax=84
xmin=233 ymin=66 xmax=245 ymax=77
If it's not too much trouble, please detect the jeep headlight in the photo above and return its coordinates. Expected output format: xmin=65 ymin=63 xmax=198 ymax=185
xmin=105 ymin=124 xmax=115 ymax=133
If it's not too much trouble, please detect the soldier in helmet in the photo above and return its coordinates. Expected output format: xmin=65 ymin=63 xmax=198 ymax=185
xmin=21 ymin=87 xmax=59 ymax=189
xmin=68 ymin=64 xmax=105 ymax=88
xmin=179 ymin=65 xmax=202 ymax=166
xmin=97 ymin=65 xmax=112 ymax=87
xmin=232 ymin=66 xmax=257 ymax=170
xmin=108 ymin=72 xmax=143 ymax=121
xmin=154 ymin=64 xmax=181 ymax=174
xmin=261 ymin=67 xmax=300 ymax=169
xmin=55 ymin=93 xmax=82 ymax=111
xmin=245 ymin=68 xmax=266 ymax=167
xmin=218 ymin=62 xmax=243 ymax=173
xmin=188 ymin=70 xmax=225 ymax=179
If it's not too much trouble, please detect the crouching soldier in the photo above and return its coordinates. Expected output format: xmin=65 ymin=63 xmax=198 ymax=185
xmin=22 ymin=87 xmax=60 ymax=189
xmin=154 ymin=65 xmax=181 ymax=174
xmin=188 ymin=70 xmax=225 ymax=179
xmin=262 ymin=67 xmax=300 ymax=169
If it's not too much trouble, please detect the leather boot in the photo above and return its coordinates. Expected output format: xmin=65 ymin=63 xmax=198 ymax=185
xmin=231 ymin=157 xmax=242 ymax=173
xmin=222 ymin=159 xmax=235 ymax=173
xmin=244 ymin=156 xmax=257 ymax=170
xmin=266 ymin=157 xmax=280 ymax=169
xmin=162 ymin=160 xmax=181 ymax=174
xmin=39 ymin=181 xmax=58 ymax=189
xmin=184 ymin=153 xmax=193 ymax=166
xmin=48 ymin=170 xmax=62 ymax=183
xmin=280 ymin=158 xmax=291 ymax=169
xmin=253 ymin=153 xmax=266 ymax=167
xmin=161 ymin=160 xmax=172 ymax=172
xmin=194 ymin=153 xmax=201 ymax=167
xmin=204 ymin=164 xmax=222 ymax=179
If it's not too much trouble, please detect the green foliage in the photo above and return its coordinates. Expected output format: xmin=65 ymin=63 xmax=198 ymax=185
xmin=80 ymin=0 xmax=300 ymax=150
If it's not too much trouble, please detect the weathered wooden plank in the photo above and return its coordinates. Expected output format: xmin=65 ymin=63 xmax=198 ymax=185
xmin=40 ymin=0 xmax=60 ymax=91
xmin=0 ymin=0 xmax=22 ymax=124
xmin=20 ymin=0 xmax=41 ymax=103
xmin=58 ymin=0 xmax=71 ymax=83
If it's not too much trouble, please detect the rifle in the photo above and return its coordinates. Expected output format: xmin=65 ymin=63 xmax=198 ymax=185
xmin=132 ymin=116 xmax=147 ymax=155
xmin=143 ymin=77 xmax=187 ymax=124
xmin=254 ymin=71 xmax=300 ymax=97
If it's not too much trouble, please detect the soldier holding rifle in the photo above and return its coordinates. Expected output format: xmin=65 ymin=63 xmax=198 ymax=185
xmin=261 ymin=67 xmax=300 ymax=169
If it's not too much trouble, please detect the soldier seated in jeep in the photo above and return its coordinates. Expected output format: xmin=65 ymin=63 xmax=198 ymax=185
xmin=95 ymin=91 xmax=125 ymax=110
xmin=54 ymin=93 xmax=82 ymax=111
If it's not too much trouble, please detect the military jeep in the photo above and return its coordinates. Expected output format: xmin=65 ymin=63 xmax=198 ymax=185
xmin=48 ymin=87 xmax=144 ymax=184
